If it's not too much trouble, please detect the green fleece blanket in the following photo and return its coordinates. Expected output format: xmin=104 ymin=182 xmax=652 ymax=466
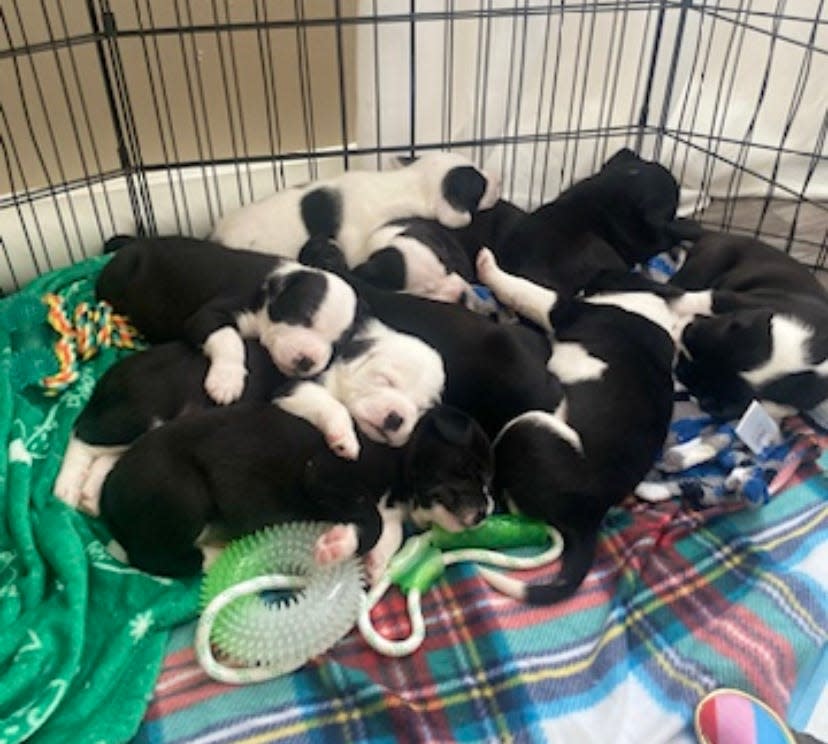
xmin=0 ymin=257 xmax=200 ymax=744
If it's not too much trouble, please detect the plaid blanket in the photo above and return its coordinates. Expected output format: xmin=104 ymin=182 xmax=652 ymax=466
xmin=136 ymin=472 xmax=827 ymax=743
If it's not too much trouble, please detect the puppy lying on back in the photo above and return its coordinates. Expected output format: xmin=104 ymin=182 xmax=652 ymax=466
xmin=99 ymin=401 xmax=494 ymax=580
xmin=53 ymin=341 xmax=287 ymax=512
xmin=211 ymin=152 xmax=501 ymax=266
xmin=492 ymin=148 xmax=701 ymax=297
xmin=475 ymin=248 xmax=678 ymax=604
xmin=669 ymin=231 xmax=828 ymax=419
xmin=97 ymin=235 xmax=359 ymax=405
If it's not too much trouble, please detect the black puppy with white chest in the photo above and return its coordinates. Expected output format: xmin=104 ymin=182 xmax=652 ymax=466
xmin=669 ymin=232 xmax=828 ymax=419
xmin=100 ymin=401 xmax=493 ymax=580
xmin=97 ymin=235 xmax=359 ymax=405
xmin=476 ymin=249 xmax=677 ymax=603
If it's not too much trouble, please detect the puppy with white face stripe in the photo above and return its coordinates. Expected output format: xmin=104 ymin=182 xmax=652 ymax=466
xmin=668 ymin=232 xmax=828 ymax=420
xmin=476 ymin=248 xmax=678 ymax=604
xmin=96 ymin=235 xmax=359 ymax=405
xmin=210 ymin=152 xmax=501 ymax=271
xmin=274 ymin=316 xmax=448 ymax=459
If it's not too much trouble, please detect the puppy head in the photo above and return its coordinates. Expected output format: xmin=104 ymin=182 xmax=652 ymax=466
xmin=404 ymin=405 xmax=494 ymax=532
xmin=257 ymin=264 xmax=358 ymax=377
xmin=408 ymin=152 xmax=502 ymax=229
xmin=680 ymin=308 xmax=773 ymax=372
xmin=601 ymin=147 xmax=680 ymax=214
xmin=339 ymin=321 xmax=446 ymax=447
xmin=598 ymin=147 xmax=683 ymax=263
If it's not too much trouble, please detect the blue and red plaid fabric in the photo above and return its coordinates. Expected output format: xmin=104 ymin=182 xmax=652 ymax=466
xmin=136 ymin=472 xmax=828 ymax=744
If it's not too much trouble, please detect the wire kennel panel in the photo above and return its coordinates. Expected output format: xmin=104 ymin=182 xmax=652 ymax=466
xmin=1 ymin=1 xmax=826 ymax=294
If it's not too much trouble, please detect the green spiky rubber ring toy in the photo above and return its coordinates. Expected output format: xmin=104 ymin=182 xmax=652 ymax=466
xmin=196 ymin=522 xmax=364 ymax=684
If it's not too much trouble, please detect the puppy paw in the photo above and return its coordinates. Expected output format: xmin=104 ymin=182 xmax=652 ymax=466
xmin=53 ymin=466 xmax=87 ymax=508
xmin=475 ymin=247 xmax=498 ymax=284
xmin=314 ymin=524 xmax=359 ymax=566
xmin=204 ymin=361 xmax=247 ymax=405
xmin=77 ymin=488 xmax=102 ymax=517
xmin=325 ymin=418 xmax=361 ymax=460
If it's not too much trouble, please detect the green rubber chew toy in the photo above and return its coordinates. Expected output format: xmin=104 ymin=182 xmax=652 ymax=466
xmin=196 ymin=522 xmax=364 ymax=683
xmin=359 ymin=514 xmax=564 ymax=656
xmin=430 ymin=513 xmax=551 ymax=551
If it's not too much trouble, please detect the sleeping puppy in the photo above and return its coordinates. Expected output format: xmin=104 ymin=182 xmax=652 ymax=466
xmin=669 ymin=232 xmax=828 ymax=419
xmin=99 ymin=401 xmax=494 ymax=580
xmin=56 ymin=311 xmax=445 ymax=513
xmin=53 ymin=341 xmax=287 ymax=512
xmin=96 ymin=235 xmax=359 ymax=405
xmin=299 ymin=237 xmax=564 ymax=442
xmin=210 ymin=151 xmax=501 ymax=264
xmin=475 ymin=248 xmax=677 ymax=604
xmin=492 ymin=148 xmax=701 ymax=297
xmin=274 ymin=315 xmax=447 ymax=459
xmin=352 ymin=199 xmax=526 ymax=307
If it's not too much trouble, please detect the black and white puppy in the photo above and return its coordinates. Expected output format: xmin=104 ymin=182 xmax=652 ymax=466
xmin=274 ymin=315 xmax=447 ymax=459
xmin=669 ymin=231 xmax=828 ymax=419
xmin=99 ymin=401 xmax=494 ymax=580
xmin=96 ymin=235 xmax=359 ymax=405
xmin=352 ymin=199 xmax=526 ymax=307
xmin=492 ymin=148 xmax=701 ymax=298
xmin=53 ymin=341 xmax=287 ymax=512
xmin=475 ymin=248 xmax=677 ymax=604
xmin=210 ymin=152 xmax=501 ymax=264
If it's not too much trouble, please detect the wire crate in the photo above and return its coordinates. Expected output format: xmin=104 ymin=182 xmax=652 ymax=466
xmin=1 ymin=0 xmax=826 ymax=293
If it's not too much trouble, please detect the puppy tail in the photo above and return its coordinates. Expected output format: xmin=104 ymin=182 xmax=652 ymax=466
xmin=478 ymin=527 xmax=598 ymax=605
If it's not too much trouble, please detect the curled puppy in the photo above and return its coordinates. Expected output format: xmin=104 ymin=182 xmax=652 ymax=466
xmin=493 ymin=147 xmax=701 ymax=297
xmin=53 ymin=341 xmax=285 ymax=512
xmin=475 ymin=248 xmax=677 ymax=604
xmin=669 ymin=232 xmax=828 ymax=419
xmin=210 ymin=151 xmax=501 ymax=263
xmin=99 ymin=402 xmax=494 ymax=581
xmin=275 ymin=316 xmax=446 ymax=459
xmin=96 ymin=235 xmax=359 ymax=404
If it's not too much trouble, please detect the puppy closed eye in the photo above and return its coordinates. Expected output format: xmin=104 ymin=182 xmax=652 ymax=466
xmin=373 ymin=372 xmax=398 ymax=388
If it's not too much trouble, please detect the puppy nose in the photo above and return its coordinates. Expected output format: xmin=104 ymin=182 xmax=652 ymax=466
xmin=293 ymin=355 xmax=315 ymax=374
xmin=383 ymin=412 xmax=403 ymax=432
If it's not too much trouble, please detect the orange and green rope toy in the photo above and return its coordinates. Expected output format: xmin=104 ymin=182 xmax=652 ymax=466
xmin=40 ymin=293 xmax=143 ymax=393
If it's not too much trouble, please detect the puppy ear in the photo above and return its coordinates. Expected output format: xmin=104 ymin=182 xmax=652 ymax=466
xmin=428 ymin=405 xmax=487 ymax=449
xmin=299 ymin=236 xmax=349 ymax=275
xmin=603 ymin=147 xmax=638 ymax=169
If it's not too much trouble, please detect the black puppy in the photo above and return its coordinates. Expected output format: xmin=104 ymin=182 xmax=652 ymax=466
xmin=476 ymin=248 xmax=677 ymax=603
xmin=493 ymin=148 xmax=701 ymax=298
xmin=97 ymin=235 xmax=359 ymax=405
xmin=670 ymin=232 xmax=828 ymax=419
xmin=53 ymin=341 xmax=286 ymax=511
xmin=99 ymin=401 xmax=494 ymax=580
